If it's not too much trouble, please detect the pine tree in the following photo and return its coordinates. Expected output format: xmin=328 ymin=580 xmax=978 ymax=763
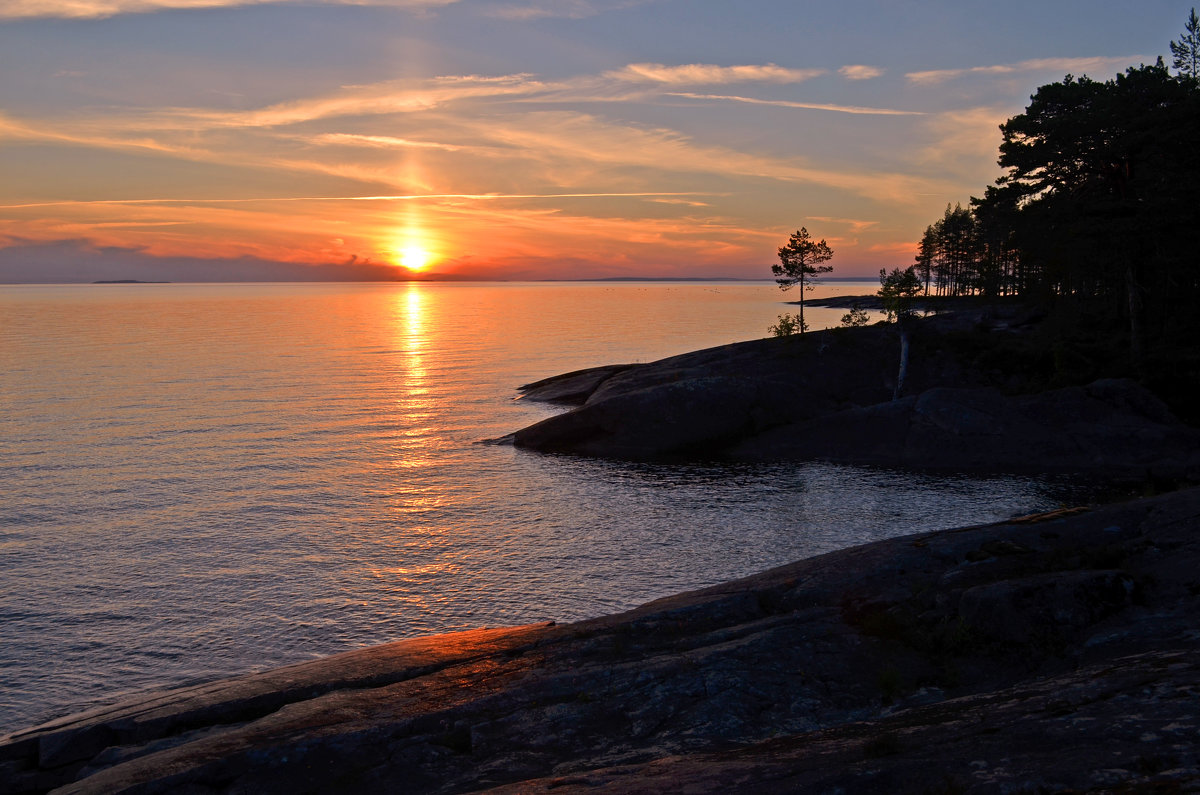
xmin=934 ymin=204 xmax=979 ymax=297
xmin=771 ymin=228 xmax=833 ymax=333
xmin=914 ymin=225 xmax=938 ymax=296
xmin=1171 ymin=7 xmax=1200 ymax=81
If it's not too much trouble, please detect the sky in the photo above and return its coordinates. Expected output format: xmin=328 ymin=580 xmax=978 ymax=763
xmin=0 ymin=0 xmax=1193 ymax=282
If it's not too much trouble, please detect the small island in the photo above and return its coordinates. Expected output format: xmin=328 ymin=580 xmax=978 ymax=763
xmin=498 ymin=304 xmax=1200 ymax=486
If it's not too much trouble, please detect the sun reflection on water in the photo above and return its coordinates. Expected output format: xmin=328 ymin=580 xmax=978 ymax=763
xmin=1 ymin=281 xmax=1104 ymax=735
xmin=386 ymin=285 xmax=444 ymax=520
xmin=401 ymin=283 xmax=426 ymax=355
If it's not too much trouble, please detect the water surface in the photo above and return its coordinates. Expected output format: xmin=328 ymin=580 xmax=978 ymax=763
xmin=0 ymin=281 xmax=1085 ymax=732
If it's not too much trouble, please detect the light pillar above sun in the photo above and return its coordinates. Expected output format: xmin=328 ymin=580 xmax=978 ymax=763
xmin=389 ymin=199 xmax=438 ymax=273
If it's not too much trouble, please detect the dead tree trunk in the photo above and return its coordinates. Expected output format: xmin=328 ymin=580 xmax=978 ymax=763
xmin=893 ymin=319 xmax=911 ymax=401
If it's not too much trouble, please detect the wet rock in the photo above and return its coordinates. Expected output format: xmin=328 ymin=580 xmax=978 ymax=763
xmin=734 ymin=378 xmax=1200 ymax=480
xmin=512 ymin=376 xmax=771 ymax=459
xmin=512 ymin=329 xmax=907 ymax=460
xmin=516 ymin=365 xmax=637 ymax=405
xmin=3 ymin=488 xmax=1200 ymax=794
xmin=505 ymin=321 xmax=1200 ymax=480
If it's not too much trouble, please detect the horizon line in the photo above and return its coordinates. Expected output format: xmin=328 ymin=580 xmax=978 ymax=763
xmin=2 ymin=275 xmax=884 ymax=285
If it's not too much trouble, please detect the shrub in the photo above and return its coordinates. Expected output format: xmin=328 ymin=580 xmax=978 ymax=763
xmin=768 ymin=313 xmax=807 ymax=336
xmin=840 ymin=305 xmax=871 ymax=327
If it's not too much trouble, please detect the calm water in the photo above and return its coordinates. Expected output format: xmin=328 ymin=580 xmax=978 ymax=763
xmin=0 ymin=281 xmax=1085 ymax=734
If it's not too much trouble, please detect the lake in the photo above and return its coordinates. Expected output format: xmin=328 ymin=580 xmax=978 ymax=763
xmin=0 ymin=280 xmax=1088 ymax=733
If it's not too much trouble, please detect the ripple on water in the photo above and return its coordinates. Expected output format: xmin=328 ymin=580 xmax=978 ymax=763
xmin=0 ymin=282 xmax=1097 ymax=733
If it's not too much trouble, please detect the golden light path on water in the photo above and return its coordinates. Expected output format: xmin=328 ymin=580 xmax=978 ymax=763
xmin=0 ymin=281 xmax=1096 ymax=733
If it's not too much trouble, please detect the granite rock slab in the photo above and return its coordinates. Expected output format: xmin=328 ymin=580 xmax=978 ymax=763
xmin=3 ymin=488 xmax=1200 ymax=794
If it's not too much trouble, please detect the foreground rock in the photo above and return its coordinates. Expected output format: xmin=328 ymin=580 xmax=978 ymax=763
xmin=732 ymin=378 xmax=1200 ymax=476
xmin=4 ymin=488 xmax=1200 ymax=793
xmin=500 ymin=320 xmax=1200 ymax=482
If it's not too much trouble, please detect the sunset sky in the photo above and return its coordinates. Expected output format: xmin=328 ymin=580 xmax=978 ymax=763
xmin=0 ymin=0 xmax=1191 ymax=281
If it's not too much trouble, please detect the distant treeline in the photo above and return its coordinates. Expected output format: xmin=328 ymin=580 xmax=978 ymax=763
xmin=909 ymin=24 xmax=1200 ymax=356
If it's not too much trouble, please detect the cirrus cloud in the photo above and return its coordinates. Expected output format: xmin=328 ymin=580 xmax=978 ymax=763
xmin=668 ymin=92 xmax=922 ymax=117
xmin=838 ymin=64 xmax=884 ymax=80
xmin=906 ymin=55 xmax=1149 ymax=84
xmin=0 ymin=0 xmax=458 ymax=21
xmin=606 ymin=63 xmax=826 ymax=85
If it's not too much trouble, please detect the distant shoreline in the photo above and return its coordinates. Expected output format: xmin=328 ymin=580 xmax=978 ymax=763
xmin=4 ymin=276 xmax=884 ymax=286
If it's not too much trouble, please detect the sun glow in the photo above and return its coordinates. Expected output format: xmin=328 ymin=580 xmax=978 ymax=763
xmin=398 ymin=245 xmax=432 ymax=272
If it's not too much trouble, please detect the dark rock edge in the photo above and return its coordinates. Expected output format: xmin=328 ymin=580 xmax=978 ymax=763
xmin=499 ymin=316 xmax=1200 ymax=484
xmin=3 ymin=487 xmax=1199 ymax=794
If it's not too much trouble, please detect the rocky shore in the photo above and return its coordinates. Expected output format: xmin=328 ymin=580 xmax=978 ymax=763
xmin=501 ymin=310 xmax=1200 ymax=484
xmin=7 ymin=304 xmax=1200 ymax=794
xmin=3 ymin=487 xmax=1200 ymax=793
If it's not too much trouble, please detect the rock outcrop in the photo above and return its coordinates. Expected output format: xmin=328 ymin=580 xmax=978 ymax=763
xmin=732 ymin=378 xmax=1200 ymax=476
xmin=4 ymin=488 xmax=1200 ymax=794
xmin=501 ymin=322 xmax=1200 ymax=481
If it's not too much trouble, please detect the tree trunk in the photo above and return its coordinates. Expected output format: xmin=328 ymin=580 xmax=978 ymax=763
xmin=893 ymin=321 xmax=910 ymax=401
xmin=798 ymin=275 xmax=806 ymax=333
xmin=1126 ymin=264 xmax=1145 ymax=377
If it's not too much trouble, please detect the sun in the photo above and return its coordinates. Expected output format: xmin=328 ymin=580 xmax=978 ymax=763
xmin=398 ymin=245 xmax=432 ymax=272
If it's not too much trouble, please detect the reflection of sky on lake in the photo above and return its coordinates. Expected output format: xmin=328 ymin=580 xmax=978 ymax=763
xmin=0 ymin=281 xmax=1092 ymax=733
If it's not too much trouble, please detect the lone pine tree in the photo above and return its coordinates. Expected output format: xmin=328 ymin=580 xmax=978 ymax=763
xmin=772 ymin=228 xmax=834 ymax=334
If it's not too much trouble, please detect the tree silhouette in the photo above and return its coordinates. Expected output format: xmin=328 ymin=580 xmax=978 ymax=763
xmin=913 ymin=224 xmax=937 ymax=296
xmin=995 ymin=61 xmax=1200 ymax=356
xmin=908 ymin=55 xmax=1200 ymax=397
xmin=902 ymin=29 xmax=1200 ymax=421
xmin=878 ymin=266 xmax=922 ymax=399
xmin=1171 ymin=7 xmax=1200 ymax=80
xmin=772 ymin=228 xmax=833 ymax=334
xmin=935 ymin=203 xmax=979 ymax=297
xmin=878 ymin=266 xmax=922 ymax=323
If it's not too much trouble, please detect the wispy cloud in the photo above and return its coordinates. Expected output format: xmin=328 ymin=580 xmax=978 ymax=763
xmin=0 ymin=192 xmax=714 ymax=210
xmin=481 ymin=0 xmax=651 ymax=20
xmin=906 ymin=55 xmax=1147 ymax=85
xmin=160 ymin=73 xmax=549 ymax=129
xmin=0 ymin=190 xmax=781 ymax=275
xmin=0 ymin=57 xmax=966 ymax=276
xmin=806 ymin=216 xmax=880 ymax=233
xmin=429 ymin=110 xmax=954 ymax=205
xmin=0 ymin=110 xmax=189 ymax=155
xmin=838 ymin=65 xmax=883 ymax=81
xmin=863 ymin=240 xmax=919 ymax=262
xmin=82 ymin=220 xmax=191 ymax=228
xmin=608 ymin=63 xmax=826 ymax=85
xmin=482 ymin=0 xmax=595 ymax=19
xmin=916 ymin=106 xmax=1009 ymax=181
xmin=313 ymin=133 xmax=467 ymax=151
xmin=0 ymin=0 xmax=459 ymax=21
xmin=668 ymin=92 xmax=922 ymax=117
xmin=645 ymin=198 xmax=710 ymax=207
xmin=1 ymin=73 xmax=947 ymax=210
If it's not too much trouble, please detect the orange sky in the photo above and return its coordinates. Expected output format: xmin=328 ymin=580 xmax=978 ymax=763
xmin=0 ymin=0 xmax=1182 ymax=281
